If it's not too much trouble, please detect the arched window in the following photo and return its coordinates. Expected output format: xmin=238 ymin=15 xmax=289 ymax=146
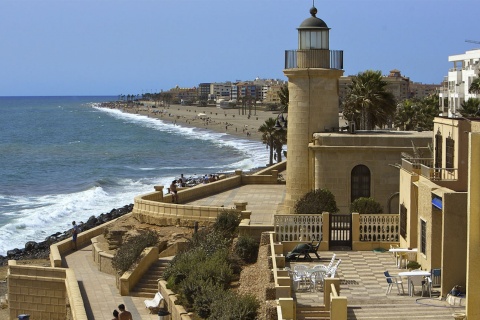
xmin=351 ymin=165 xmax=371 ymax=203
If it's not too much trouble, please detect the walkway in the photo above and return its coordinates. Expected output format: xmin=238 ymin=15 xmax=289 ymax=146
xmin=65 ymin=245 xmax=158 ymax=320
xmin=63 ymin=183 xmax=287 ymax=319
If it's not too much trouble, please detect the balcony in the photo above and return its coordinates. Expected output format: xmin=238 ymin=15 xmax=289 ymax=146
xmin=285 ymin=49 xmax=343 ymax=69
xmin=401 ymin=158 xmax=458 ymax=181
xmin=420 ymin=165 xmax=458 ymax=181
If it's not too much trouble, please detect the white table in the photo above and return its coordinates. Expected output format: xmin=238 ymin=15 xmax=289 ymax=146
xmin=398 ymin=270 xmax=430 ymax=296
xmin=389 ymin=248 xmax=418 ymax=268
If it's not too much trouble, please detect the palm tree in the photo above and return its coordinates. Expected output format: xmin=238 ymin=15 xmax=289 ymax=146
xmin=469 ymin=77 xmax=480 ymax=94
xmin=394 ymin=99 xmax=418 ymax=131
xmin=258 ymin=118 xmax=286 ymax=165
xmin=342 ymin=70 xmax=396 ymax=130
xmin=278 ymin=85 xmax=289 ymax=112
xmin=460 ymin=98 xmax=480 ymax=117
xmin=272 ymin=128 xmax=287 ymax=163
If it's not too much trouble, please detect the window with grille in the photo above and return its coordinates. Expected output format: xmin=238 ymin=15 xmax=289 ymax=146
xmin=420 ymin=219 xmax=427 ymax=255
xmin=446 ymin=136 xmax=455 ymax=171
xmin=435 ymin=131 xmax=442 ymax=169
xmin=400 ymin=204 xmax=407 ymax=239
xmin=351 ymin=165 xmax=370 ymax=203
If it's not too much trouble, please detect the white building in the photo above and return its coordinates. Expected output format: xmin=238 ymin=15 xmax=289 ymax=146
xmin=209 ymin=82 xmax=232 ymax=101
xmin=439 ymin=49 xmax=480 ymax=117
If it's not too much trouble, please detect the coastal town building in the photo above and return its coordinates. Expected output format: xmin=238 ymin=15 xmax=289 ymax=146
xmin=438 ymin=49 xmax=480 ymax=116
xmin=208 ymin=82 xmax=232 ymax=101
xmin=168 ymin=85 xmax=198 ymax=104
xmin=197 ymin=83 xmax=211 ymax=101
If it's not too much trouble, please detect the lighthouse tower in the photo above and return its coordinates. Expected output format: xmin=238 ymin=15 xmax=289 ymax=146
xmin=282 ymin=6 xmax=344 ymax=213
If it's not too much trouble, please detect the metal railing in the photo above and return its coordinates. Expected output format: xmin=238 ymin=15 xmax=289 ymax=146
xmin=420 ymin=165 xmax=459 ymax=181
xmin=401 ymin=158 xmax=433 ymax=172
xmin=402 ymin=158 xmax=458 ymax=181
xmin=285 ymin=49 xmax=343 ymax=69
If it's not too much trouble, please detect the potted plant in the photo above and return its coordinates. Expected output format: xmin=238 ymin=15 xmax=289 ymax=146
xmin=407 ymin=261 xmax=421 ymax=270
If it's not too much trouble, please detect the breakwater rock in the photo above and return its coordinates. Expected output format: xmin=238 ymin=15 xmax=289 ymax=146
xmin=0 ymin=204 xmax=134 ymax=266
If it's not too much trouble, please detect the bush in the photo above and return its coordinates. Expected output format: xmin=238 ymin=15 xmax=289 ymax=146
xmin=111 ymin=230 xmax=158 ymax=274
xmin=350 ymin=197 xmax=383 ymax=214
xmin=214 ymin=209 xmax=241 ymax=236
xmin=294 ymin=188 xmax=339 ymax=214
xmin=192 ymin=282 xmax=224 ymax=318
xmin=209 ymin=292 xmax=259 ymax=320
xmin=188 ymin=227 xmax=232 ymax=256
xmin=407 ymin=261 xmax=421 ymax=270
xmin=234 ymin=235 xmax=259 ymax=264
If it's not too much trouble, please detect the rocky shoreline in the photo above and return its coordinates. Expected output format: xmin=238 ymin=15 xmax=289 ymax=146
xmin=0 ymin=204 xmax=134 ymax=266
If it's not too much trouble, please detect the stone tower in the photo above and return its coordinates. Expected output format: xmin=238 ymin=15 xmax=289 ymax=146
xmin=282 ymin=6 xmax=344 ymax=213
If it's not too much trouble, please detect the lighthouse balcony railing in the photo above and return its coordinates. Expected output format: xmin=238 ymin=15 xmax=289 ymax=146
xmin=285 ymin=49 xmax=343 ymax=69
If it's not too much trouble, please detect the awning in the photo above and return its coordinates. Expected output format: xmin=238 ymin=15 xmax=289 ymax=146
xmin=432 ymin=197 xmax=443 ymax=210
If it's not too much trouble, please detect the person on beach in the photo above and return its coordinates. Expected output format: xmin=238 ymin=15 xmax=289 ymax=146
xmin=71 ymin=221 xmax=79 ymax=250
xmin=170 ymin=180 xmax=178 ymax=203
xmin=118 ymin=304 xmax=132 ymax=320
xmin=179 ymin=174 xmax=186 ymax=187
xmin=112 ymin=309 xmax=119 ymax=320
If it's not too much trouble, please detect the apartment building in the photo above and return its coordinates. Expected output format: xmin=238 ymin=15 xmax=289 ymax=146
xmin=438 ymin=49 xmax=480 ymax=116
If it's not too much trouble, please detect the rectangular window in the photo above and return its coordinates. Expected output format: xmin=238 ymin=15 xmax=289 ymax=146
xmin=446 ymin=137 xmax=455 ymax=171
xmin=420 ymin=220 xmax=427 ymax=255
xmin=435 ymin=132 xmax=442 ymax=169
xmin=400 ymin=204 xmax=407 ymax=239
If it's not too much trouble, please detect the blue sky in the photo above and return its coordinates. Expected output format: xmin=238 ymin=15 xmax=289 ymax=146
xmin=1 ymin=0 xmax=478 ymax=96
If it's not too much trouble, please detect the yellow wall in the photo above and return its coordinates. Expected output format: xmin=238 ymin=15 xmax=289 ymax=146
xmin=312 ymin=132 xmax=431 ymax=213
xmin=466 ymin=132 xmax=480 ymax=319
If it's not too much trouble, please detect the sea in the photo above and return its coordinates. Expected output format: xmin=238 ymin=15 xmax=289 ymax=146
xmin=0 ymin=96 xmax=269 ymax=256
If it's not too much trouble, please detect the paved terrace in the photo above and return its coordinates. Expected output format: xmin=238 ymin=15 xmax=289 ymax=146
xmin=64 ymin=183 xmax=465 ymax=319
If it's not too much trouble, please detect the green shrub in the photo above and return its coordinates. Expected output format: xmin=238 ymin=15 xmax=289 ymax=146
xmin=208 ymin=292 xmax=259 ymax=320
xmin=294 ymin=188 xmax=339 ymax=214
xmin=214 ymin=209 xmax=241 ymax=236
xmin=192 ymin=282 xmax=224 ymax=318
xmin=234 ymin=235 xmax=259 ymax=264
xmin=111 ymin=230 xmax=158 ymax=274
xmin=188 ymin=228 xmax=232 ymax=256
xmin=169 ymin=249 xmax=234 ymax=312
xmin=407 ymin=261 xmax=421 ymax=270
xmin=350 ymin=197 xmax=383 ymax=214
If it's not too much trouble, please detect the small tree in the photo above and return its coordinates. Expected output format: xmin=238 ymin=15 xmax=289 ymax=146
xmin=294 ymin=188 xmax=339 ymax=214
xmin=350 ymin=197 xmax=383 ymax=214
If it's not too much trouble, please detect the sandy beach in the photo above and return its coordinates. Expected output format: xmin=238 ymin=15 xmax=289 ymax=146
xmin=100 ymin=101 xmax=284 ymax=142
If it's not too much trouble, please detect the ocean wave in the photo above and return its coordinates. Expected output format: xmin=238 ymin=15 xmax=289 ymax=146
xmin=92 ymin=106 xmax=269 ymax=170
xmin=0 ymin=178 xmax=166 ymax=256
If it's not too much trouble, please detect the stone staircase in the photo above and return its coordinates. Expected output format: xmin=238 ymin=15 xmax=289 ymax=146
xmin=297 ymin=306 xmax=330 ymax=320
xmin=297 ymin=297 xmax=463 ymax=319
xmin=129 ymin=258 xmax=170 ymax=298
xmin=346 ymin=298 xmax=463 ymax=319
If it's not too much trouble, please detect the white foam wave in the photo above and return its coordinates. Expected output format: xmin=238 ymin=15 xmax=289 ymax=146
xmin=93 ymin=107 xmax=269 ymax=170
xmin=0 ymin=176 xmax=177 ymax=256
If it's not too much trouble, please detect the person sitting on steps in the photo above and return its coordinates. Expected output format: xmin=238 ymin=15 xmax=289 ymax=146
xmin=170 ymin=180 xmax=178 ymax=203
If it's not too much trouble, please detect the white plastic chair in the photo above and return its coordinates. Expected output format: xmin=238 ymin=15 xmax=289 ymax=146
xmin=404 ymin=251 xmax=417 ymax=269
xmin=384 ymin=271 xmax=405 ymax=295
xmin=409 ymin=276 xmax=424 ymax=296
xmin=327 ymin=259 xmax=341 ymax=278
xmin=292 ymin=265 xmax=308 ymax=291
xmin=422 ymin=276 xmax=433 ymax=297
xmin=309 ymin=270 xmax=326 ymax=292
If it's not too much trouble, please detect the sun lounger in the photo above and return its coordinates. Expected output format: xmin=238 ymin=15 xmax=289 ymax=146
xmin=144 ymin=292 xmax=164 ymax=313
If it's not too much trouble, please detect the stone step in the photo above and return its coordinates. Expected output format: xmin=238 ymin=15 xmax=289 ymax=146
xmin=130 ymin=258 xmax=171 ymax=297
xmin=347 ymin=303 xmax=463 ymax=319
xmin=297 ymin=306 xmax=330 ymax=320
